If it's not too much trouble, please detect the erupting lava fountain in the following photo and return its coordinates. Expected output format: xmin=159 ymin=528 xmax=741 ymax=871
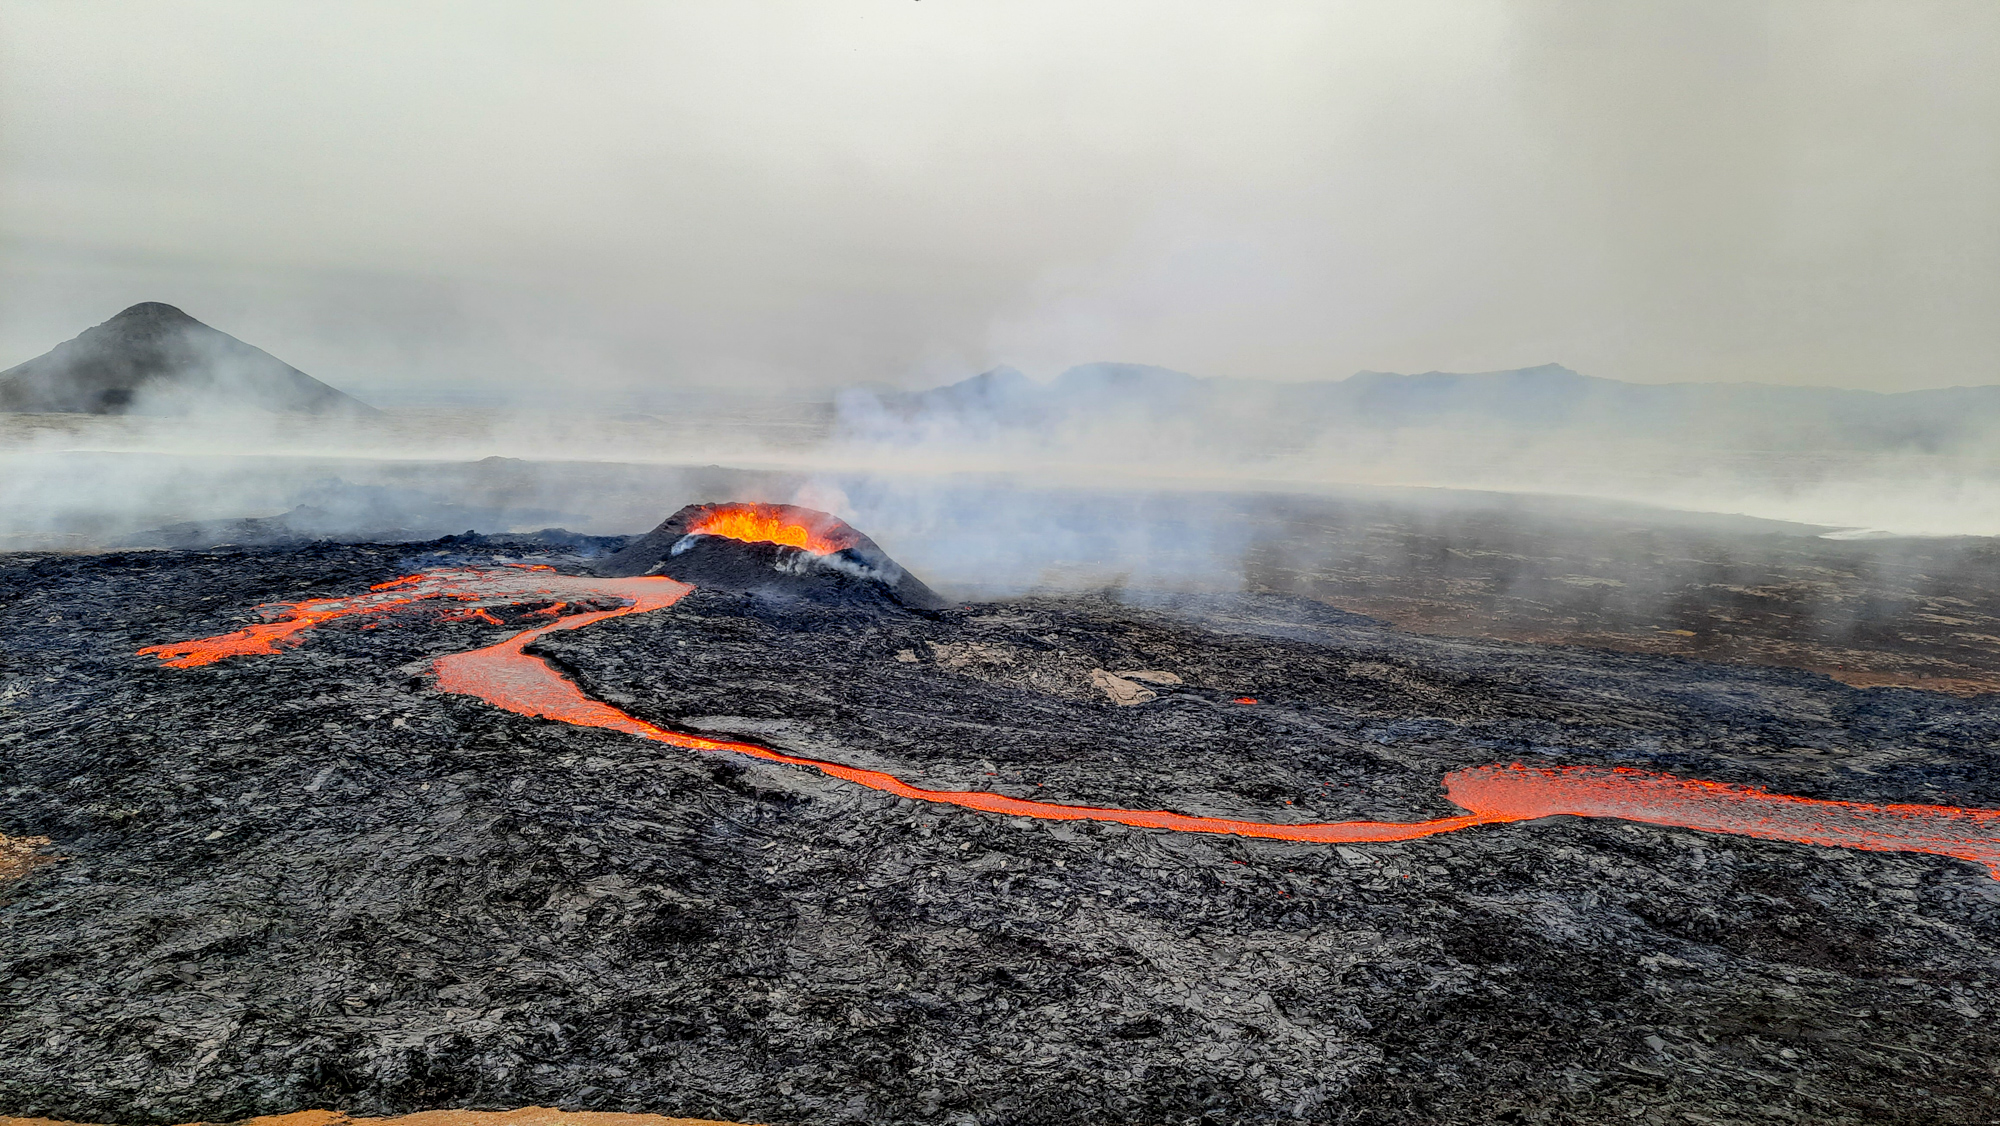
xmin=592 ymin=502 xmax=946 ymax=609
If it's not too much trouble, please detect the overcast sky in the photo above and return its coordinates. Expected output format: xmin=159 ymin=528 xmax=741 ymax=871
xmin=2 ymin=0 xmax=1995 ymax=400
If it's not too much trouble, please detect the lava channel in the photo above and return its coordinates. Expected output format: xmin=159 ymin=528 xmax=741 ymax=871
xmin=136 ymin=567 xmax=688 ymax=668
xmin=142 ymin=567 xmax=2000 ymax=877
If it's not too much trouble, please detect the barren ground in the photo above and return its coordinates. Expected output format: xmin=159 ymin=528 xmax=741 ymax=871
xmin=4 ymin=536 xmax=2000 ymax=1124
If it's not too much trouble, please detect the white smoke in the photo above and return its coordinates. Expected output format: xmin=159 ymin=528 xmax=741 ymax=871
xmin=825 ymin=363 xmax=2000 ymax=538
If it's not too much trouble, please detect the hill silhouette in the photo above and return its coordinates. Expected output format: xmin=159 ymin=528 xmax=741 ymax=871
xmin=842 ymin=361 xmax=2000 ymax=456
xmin=0 ymin=302 xmax=378 ymax=416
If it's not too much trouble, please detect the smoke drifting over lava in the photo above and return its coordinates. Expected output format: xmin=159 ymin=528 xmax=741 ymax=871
xmin=6 ymin=6 xmax=2000 ymax=1123
xmin=830 ymin=362 xmax=2000 ymax=538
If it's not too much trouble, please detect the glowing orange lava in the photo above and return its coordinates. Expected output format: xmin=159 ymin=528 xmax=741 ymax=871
xmin=141 ymin=568 xmax=2000 ymax=878
xmin=137 ymin=568 xmax=685 ymax=668
xmin=685 ymin=504 xmax=852 ymax=555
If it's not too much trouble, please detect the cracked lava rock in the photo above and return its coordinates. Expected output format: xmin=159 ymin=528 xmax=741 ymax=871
xmin=5 ymin=522 xmax=2000 ymax=1125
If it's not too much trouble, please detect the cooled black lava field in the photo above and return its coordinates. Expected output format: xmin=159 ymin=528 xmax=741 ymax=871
xmin=6 ymin=537 xmax=2000 ymax=1126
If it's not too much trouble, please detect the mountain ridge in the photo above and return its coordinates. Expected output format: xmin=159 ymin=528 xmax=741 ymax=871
xmin=848 ymin=360 xmax=2000 ymax=455
xmin=922 ymin=359 xmax=2000 ymax=403
xmin=0 ymin=303 xmax=379 ymax=416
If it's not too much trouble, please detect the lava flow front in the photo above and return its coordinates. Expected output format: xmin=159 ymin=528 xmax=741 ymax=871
xmin=138 ymin=566 xmax=2000 ymax=878
xmin=136 ymin=567 xmax=689 ymax=668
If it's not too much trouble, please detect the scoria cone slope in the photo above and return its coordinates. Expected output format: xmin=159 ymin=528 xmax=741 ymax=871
xmin=592 ymin=502 xmax=945 ymax=610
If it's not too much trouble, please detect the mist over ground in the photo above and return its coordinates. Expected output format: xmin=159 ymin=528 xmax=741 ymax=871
xmin=831 ymin=362 xmax=2000 ymax=538
xmin=1 ymin=0 xmax=1995 ymax=610
xmin=5 ymin=1 xmax=1998 ymax=398
xmin=8 ymin=347 xmax=1999 ymax=575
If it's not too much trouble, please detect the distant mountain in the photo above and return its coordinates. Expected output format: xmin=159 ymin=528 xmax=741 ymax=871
xmin=842 ymin=362 xmax=2000 ymax=456
xmin=0 ymin=303 xmax=379 ymax=416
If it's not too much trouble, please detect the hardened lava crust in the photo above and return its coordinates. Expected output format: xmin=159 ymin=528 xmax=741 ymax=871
xmin=4 ymin=538 xmax=2000 ymax=1125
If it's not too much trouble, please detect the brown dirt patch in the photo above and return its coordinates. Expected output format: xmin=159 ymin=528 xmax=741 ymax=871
xmin=0 ymin=833 xmax=57 ymax=882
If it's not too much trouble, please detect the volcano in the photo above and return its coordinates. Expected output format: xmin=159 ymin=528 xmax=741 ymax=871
xmin=592 ymin=501 xmax=947 ymax=609
xmin=0 ymin=302 xmax=379 ymax=416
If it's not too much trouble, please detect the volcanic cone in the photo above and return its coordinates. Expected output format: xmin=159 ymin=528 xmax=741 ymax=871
xmin=0 ymin=302 xmax=379 ymax=415
xmin=592 ymin=501 xmax=946 ymax=609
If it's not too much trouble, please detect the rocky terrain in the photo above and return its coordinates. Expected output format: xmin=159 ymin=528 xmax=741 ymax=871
xmin=1231 ymin=491 xmax=2000 ymax=696
xmin=4 ymin=535 xmax=2000 ymax=1125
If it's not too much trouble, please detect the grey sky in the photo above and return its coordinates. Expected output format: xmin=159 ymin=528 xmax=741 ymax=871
xmin=2 ymin=0 xmax=1994 ymax=399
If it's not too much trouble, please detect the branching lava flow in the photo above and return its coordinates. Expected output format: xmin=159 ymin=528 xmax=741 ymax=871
xmin=141 ymin=567 xmax=2000 ymax=879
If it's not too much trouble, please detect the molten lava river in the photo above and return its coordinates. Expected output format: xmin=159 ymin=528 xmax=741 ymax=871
xmin=139 ymin=567 xmax=2000 ymax=878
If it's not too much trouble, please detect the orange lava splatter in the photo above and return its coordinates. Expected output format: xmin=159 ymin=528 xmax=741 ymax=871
xmin=1233 ymin=697 xmax=1259 ymax=705
xmin=686 ymin=503 xmax=853 ymax=555
xmin=141 ymin=569 xmax=2000 ymax=878
xmin=440 ymin=608 xmax=506 ymax=626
